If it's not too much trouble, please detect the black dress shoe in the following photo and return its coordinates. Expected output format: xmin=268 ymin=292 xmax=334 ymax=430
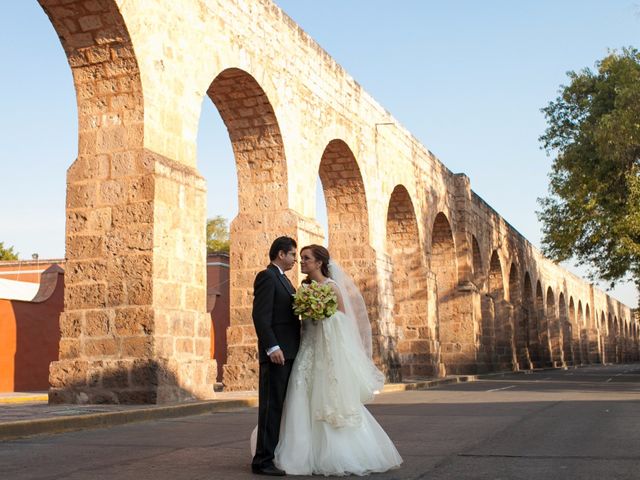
xmin=251 ymin=464 xmax=286 ymax=476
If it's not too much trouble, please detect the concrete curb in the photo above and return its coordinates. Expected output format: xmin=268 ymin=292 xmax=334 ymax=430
xmin=382 ymin=375 xmax=479 ymax=392
xmin=0 ymin=394 xmax=48 ymax=404
xmin=0 ymin=397 xmax=258 ymax=442
xmin=0 ymin=375 xmax=482 ymax=441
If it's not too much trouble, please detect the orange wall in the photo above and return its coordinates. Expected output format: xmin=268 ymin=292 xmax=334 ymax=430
xmin=0 ymin=301 xmax=17 ymax=392
xmin=0 ymin=273 xmax=63 ymax=392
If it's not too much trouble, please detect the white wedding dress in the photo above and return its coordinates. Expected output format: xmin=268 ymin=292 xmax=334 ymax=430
xmin=252 ymin=272 xmax=402 ymax=476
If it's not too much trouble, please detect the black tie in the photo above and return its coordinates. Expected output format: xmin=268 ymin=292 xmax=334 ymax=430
xmin=282 ymin=274 xmax=295 ymax=293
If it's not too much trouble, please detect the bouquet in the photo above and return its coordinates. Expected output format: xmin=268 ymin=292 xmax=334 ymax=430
xmin=292 ymin=281 xmax=338 ymax=322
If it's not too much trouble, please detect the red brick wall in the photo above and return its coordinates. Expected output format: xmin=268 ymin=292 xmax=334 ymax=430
xmin=0 ymin=260 xmax=65 ymax=284
xmin=0 ymin=269 xmax=63 ymax=392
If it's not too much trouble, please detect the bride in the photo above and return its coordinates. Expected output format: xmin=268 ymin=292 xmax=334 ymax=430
xmin=253 ymin=244 xmax=402 ymax=476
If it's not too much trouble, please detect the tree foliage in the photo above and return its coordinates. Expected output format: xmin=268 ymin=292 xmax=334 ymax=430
xmin=207 ymin=216 xmax=230 ymax=254
xmin=538 ymin=47 xmax=640 ymax=297
xmin=0 ymin=242 xmax=19 ymax=261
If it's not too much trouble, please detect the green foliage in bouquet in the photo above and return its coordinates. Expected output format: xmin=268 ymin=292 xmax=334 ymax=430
xmin=292 ymin=281 xmax=338 ymax=321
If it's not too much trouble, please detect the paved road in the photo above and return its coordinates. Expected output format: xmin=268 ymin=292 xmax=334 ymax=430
xmin=2 ymin=364 xmax=640 ymax=480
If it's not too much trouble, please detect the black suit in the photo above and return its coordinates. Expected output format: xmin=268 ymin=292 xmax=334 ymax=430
xmin=251 ymin=264 xmax=300 ymax=470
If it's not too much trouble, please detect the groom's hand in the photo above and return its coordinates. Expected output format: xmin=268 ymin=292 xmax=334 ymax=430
xmin=268 ymin=348 xmax=285 ymax=365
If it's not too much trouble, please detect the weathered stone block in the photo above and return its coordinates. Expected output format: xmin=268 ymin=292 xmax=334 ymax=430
xmin=85 ymin=310 xmax=110 ymax=336
xmin=121 ymin=336 xmax=153 ymax=358
xmin=84 ymin=337 xmax=118 ymax=357
xmin=114 ymin=307 xmax=153 ymax=336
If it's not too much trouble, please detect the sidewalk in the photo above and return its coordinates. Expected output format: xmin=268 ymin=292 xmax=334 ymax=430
xmin=0 ymin=374 xmax=481 ymax=441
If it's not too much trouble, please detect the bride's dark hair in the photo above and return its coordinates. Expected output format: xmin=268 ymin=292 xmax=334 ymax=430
xmin=301 ymin=244 xmax=330 ymax=284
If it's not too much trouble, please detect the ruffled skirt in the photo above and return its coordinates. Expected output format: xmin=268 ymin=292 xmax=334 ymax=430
xmin=273 ymin=312 xmax=402 ymax=476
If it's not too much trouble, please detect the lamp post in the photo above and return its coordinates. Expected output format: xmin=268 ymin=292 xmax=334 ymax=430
xmin=32 ymin=253 xmax=39 ymax=282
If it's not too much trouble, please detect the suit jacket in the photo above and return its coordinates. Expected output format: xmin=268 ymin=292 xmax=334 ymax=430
xmin=252 ymin=264 xmax=301 ymax=363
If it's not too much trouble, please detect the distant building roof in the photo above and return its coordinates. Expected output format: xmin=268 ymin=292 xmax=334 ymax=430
xmin=0 ymin=278 xmax=40 ymax=301
xmin=0 ymin=258 xmax=65 ymax=268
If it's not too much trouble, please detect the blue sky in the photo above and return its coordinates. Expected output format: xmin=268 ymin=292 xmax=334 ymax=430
xmin=0 ymin=1 xmax=638 ymax=306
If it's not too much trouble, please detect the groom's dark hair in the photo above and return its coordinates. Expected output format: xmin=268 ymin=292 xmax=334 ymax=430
xmin=269 ymin=236 xmax=297 ymax=261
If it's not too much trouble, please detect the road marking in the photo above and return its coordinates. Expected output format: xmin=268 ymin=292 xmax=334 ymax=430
xmin=605 ymin=378 xmax=613 ymax=383
xmin=486 ymin=385 xmax=516 ymax=392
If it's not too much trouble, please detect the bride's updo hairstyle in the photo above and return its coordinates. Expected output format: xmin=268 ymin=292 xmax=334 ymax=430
xmin=301 ymin=244 xmax=330 ymax=284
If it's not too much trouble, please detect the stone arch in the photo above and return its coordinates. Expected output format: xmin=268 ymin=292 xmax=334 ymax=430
xmin=318 ymin=140 xmax=384 ymax=371
xmin=319 ymin=139 xmax=370 ymax=250
xmin=40 ymin=1 xmax=186 ymax=404
xmin=631 ymin=323 xmax=634 ymax=357
xmin=488 ymin=251 xmax=512 ymax=370
xmin=576 ymin=300 xmax=583 ymax=326
xmin=207 ymin=68 xmax=295 ymax=390
xmin=557 ymin=293 xmax=570 ymax=366
xmin=38 ymin=1 xmax=144 ymax=156
xmin=431 ymin=213 xmax=463 ymax=373
xmin=536 ymin=281 xmax=551 ymax=366
xmin=614 ymin=316 xmax=621 ymax=363
xmin=317 ymin=140 xmax=371 ymax=275
xmin=577 ymin=300 xmax=588 ymax=364
xmin=606 ymin=314 xmax=615 ymax=363
xmin=566 ymin=297 xmax=577 ymax=365
xmin=608 ymin=314 xmax=614 ymax=335
xmin=547 ymin=288 xmax=562 ymax=367
xmin=585 ymin=303 xmax=590 ymax=327
xmin=508 ymin=264 xmax=520 ymax=304
xmin=509 ymin=263 xmax=529 ymax=369
xmin=584 ymin=303 xmax=602 ymax=363
xmin=386 ymin=185 xmax=433 ymax=377
xmin=208 ymin=68 xmax=289 ymax=215
xmin=488 ymin=251 xmax=505 ymax=300
xmin=600 ymin=311 xmax=608 ymax=363
xmin=622 ymin=319 xmax=630 ymax=362
xmin=523 ymin=273 xmax=540 ymax=367
xmin=471 ymin=235 xmax=483 ymax=290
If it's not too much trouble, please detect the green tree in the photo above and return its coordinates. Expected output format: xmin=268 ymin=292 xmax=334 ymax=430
xmin=207 ymin=216 xmax=230 ymax=254
xmin=0 ymin=242 xmax=19 ymax=261
xmin=538 ymin=47 xmax=640 ymax=300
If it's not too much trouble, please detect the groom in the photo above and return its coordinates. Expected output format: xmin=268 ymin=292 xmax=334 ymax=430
xmin=251 ymin=236 xmax=300 ymax=476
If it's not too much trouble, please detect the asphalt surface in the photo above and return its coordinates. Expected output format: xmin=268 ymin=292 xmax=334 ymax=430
xmin=2 ymin=364 xmax=639 ymax=480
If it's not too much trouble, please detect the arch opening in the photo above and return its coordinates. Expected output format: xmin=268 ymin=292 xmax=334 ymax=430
xmin=488 ymin=251 xmax=512 ymax=370
xmin=523 ymin=273 xmax=539 ymax=367
xmin=206 ymin=67 xmax=293 ymax=391
xmin=546 ymin=288 xmax=562 ymax=367
xmin=318 ymin=140 xmax=384 ymax=373
xmin=386 ymin=186 xmax=433 ymax=377
xmin=509 ymin=263 xmax=529 ymax=369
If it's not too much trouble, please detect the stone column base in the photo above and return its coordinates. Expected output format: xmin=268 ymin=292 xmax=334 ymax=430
xmin=49 ymin=356 xmax=216 ymax=404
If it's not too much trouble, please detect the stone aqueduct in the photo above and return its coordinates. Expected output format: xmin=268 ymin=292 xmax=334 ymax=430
xmin=38 ymin=0 xmax=636 ymax=404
